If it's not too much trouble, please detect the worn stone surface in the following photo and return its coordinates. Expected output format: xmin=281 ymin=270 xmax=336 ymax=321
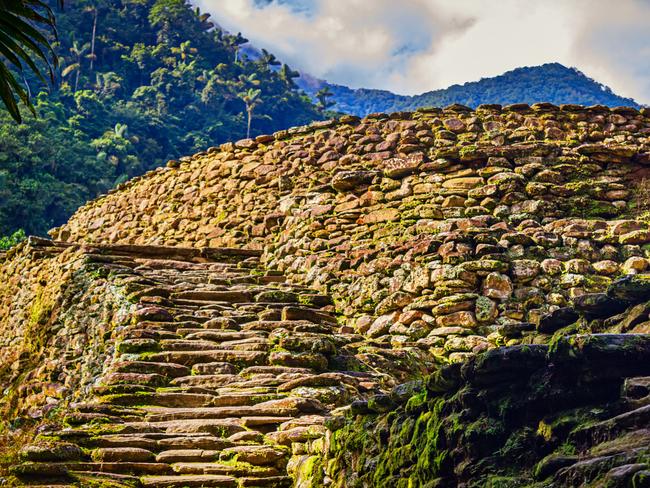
xmin=3 ymin=104 xmax=650 ymax=486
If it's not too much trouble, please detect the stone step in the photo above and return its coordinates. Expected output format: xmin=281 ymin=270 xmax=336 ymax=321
xmin=172 ymin=299 xmax=236 ymax=308
xmin=137 ymin=320 xmax=204 ymax=331
xmin=213 ymin=378 xmax=287 ymax=389
xmin=155 ymin=449 xmax=220 ymax=463
xmin=145 ymin=351 xmax=268 ymax=367
xmin=213 ymin=341 xmax=271 ymax=353
xmin=241 ymin=321 xmax=320 ymax=332
xmin=141 ymin=475 xmax=237 ymax=488
xmin=213 ymin=386 xmax=279 ymax=396
xmin=143 ymin=397 xmax=324 ymax=422
xmin=160 ymin=339 xmax=224 ymax=351
xmin=157 ymin=436 xmax=236 ymax=451
xmin=98 ymin=392 xmax=217 ymax=408
xmin=175 ymin=314 xmax=212 ymax=324
xmin=171 ymin=291 xmax=253 ymax=303
xmin=93 ymin=384 xmax=157 ymax=396
xmin=219 ymin=445 xmax=288 ymax=466
xmin=281 ymin=306 xmax=338 ymax=324
xmin=91 ymin=447 xmax=156 ymax=463
xmin=172 ymin=462 xmax=280 ymax=477
xmin=81 ymin=432 xmax=231 ymax=445
xmin=239 ymin=476 xmax=292 ymax=487
xmin=571 ymin=404 xmax=650 ymax=446
xmin=145 ymin=408 xmax=294 ymax=423
xmin=65 ymin=419 xmax=247 ymax=437
xmin=191 ymin=362 xmax=238 ymax=375
xmin=19 ymin=485 xmax=75 ymax=488
xmin=63 ymin=411 xmax=129 ymax=425
xmin=113 ymin=361 xmax=190 ymax=378
xmin=127 ymin=328 xmax=180 ymax=340
xmin=68 ymin=472 xmax=143 ymax=486
xmin=182 ymin=331 xmax=265 ymax=341
xmin=240 ymin=366 xmax=313 ymax=377
xmin=14 ymin=461 xmax=173 ymax=476
xmin=81 ymin=435 xmax=159 ymax=450
xmin=171 ymin=374 xmax=238 ymax=388
xmin=8 ymin=245 xmax=344 ymax=488
xmin=101 ymin=372 xmax=169 ymax=387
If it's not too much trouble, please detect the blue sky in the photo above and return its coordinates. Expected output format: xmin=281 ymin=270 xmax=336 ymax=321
xmin=193 ymin=0 xmax=650 ymax=104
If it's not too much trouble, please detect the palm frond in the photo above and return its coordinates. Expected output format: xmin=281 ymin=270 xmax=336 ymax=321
xmin=0 ymin=0 xmax=63 ymax=122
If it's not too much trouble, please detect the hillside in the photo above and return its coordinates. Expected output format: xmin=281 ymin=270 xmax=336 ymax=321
xmin=299 ymin=63 xmax=642 ymax=116
xmin=0 ymin=0 xmax=322 ymax=238
xmin=2 ymin=103 xmax=650 ymax=486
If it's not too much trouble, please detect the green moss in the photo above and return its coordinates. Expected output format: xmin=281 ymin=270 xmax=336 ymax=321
xmin=405 ymin=391 xmax=427 ymax=412
xmin=71 ymin=474 xmax=141 ymax=488
xmin=296 ymin=454 xmax=326 ymax=485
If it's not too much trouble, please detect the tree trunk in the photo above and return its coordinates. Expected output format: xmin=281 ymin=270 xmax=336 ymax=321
xmin=90 ymin=8 xmax=98 ymax=72
xmin=75 ymin=67 xmax=80 ymax=92
xmin=246 ymin=107 xmax=252 ymax=139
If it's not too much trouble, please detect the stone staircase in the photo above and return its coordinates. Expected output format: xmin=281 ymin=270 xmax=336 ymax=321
xmin=11 ymin=244 xmax=384 ymax=487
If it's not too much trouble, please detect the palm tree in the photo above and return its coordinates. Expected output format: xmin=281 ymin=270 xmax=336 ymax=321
xmin=193 ymin=7 xmax=214 ymax=31
xmin=0 ymin=0 xmax=64 ymax=122
xmin=84 ymin=5 xmax=98 ymax=72
xmin=114 ymin=122 xmax=128 ymax=138
xmin=259 ymin=49 xmax=280 ymax=69
xmin=171 ymin=41 xmax=197 ymax=63
xmin=279 ymin=63 xmax=300 ymax=89
xmin=61 ymin=40 xmax=90 ymax=91
xmin=316 ymin=86 xmax=335 ymax=113
xmin=238 ymin=88 xmax=262 ymax=139
xmin=94 ymin=71 xmax=121 ymax=97
xmin=226 ymin=32 xmax=248 ymax=63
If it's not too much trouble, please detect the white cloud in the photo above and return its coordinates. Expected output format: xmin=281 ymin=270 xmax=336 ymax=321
xmin=192 ymin=0 xmax=650 ymax=103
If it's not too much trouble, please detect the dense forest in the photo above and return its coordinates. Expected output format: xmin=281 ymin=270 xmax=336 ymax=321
xmin=299 ymin=63 xmax=642 ymax=116
xmin=0 ymin=0 xmax=324 ymax=240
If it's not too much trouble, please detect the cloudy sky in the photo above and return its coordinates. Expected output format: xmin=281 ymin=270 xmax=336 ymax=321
xmin=192 ymin=0 xmax=650 ymax=104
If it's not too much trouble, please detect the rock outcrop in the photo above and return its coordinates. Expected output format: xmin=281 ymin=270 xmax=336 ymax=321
xmin=3 ymin=103 xmax=650 ymax=486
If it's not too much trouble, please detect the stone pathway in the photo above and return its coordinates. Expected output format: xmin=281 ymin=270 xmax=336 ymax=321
xmin=11 ymin=244 xmax=385 ymax=487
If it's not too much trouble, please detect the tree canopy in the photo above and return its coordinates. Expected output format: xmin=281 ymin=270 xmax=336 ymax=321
xmin=0 ymin=0 xmax=323 ymax=238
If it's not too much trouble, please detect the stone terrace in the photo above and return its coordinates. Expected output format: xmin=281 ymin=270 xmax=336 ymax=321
xmin=4 ymin=104 xmax=650 ymax=486
xmin=8 ymin=240 xmax=386 ymax=487
xmin=48 ymin=104 xmax=650 ymax=366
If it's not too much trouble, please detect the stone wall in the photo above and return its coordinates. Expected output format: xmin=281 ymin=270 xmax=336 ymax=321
xmin=0 ymin=239 xmax=135 ymax=419
xmin=50 ymin=104 xmax=650 ymax=365
xmin=318 ymin=332 xmax=650 ymax=487
xmin=3 ymin=104 xmax=650 ymax=486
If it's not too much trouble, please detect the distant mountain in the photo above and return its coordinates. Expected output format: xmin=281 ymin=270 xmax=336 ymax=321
xmin=298 ymin=63 xmax=641 ymax=116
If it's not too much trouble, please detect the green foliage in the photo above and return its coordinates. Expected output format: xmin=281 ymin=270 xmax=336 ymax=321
xmin=0 ymin=0 xmax=63 ymax=122
xmin=316 ymin=86 xmax=335 ymax=113
xmin=0 ymin=0 xmax=322 ymax=236
xmin=0 ymin=229 xmax=26 ymax=250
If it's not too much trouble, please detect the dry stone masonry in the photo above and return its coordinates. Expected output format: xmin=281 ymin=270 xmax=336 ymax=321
xmin=4 ymin=239 xmax=384 ymax=487
xmin=3 ymin=103 xmax=650 ymax=486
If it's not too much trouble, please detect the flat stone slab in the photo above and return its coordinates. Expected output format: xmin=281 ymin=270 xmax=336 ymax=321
xmin=141 ymin=474 xmax=237 ymax=488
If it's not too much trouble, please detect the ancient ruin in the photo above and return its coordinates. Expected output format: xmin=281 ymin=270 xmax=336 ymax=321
xmin=3 ymin=103 xmax=650 ymax=486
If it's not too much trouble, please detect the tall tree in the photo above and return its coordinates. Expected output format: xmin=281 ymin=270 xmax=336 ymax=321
xmin=0 ymin=0 xmax=63 ymax=122
xmin=61 ymin=40 xmax=90 ymax=91
xmin=238 ymin=88 xmax=262 ymax=139
xmin=0 ymin=0 xmax=324 ymax=237
xmin=226 ymin=32 xmax=248 ymax=63
xmin=316 ymin=86 xmax=335 ymax=113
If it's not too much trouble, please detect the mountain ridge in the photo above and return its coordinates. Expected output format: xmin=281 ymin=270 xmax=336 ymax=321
xmin=298 ymin=63 xmax=642 ymax=116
